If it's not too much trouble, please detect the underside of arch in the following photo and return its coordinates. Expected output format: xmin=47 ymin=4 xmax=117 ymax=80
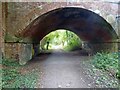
xmin=17 ymin=7 xmax=118 ymax=44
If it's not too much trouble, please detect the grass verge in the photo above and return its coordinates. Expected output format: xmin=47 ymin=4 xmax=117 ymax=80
xmin=91 ymin=52 xmax=119 ymax=78
xmin=2 ymin=58 xmax=38 ymax=88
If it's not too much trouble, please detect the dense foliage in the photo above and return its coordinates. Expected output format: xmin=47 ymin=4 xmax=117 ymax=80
xmin=40 ymin=30 xmax=81 ymax=51
xmin=91 ymin=52 xmax=119 ymax=78
xmin=2 ymin=58 xmax=38 ymax=88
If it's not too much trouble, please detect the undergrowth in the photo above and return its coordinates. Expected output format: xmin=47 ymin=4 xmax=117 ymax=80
xmin=2 ymin=58 xmax=38 ymax=88
xmin=91 ymin=52 xmax=119 ymax=79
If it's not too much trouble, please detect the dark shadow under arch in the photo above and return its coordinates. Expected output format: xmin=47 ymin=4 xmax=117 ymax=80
xmin=17 ymin=7 xmax=118 ymax=54
xmin=18 ymin=7 xmax=118 ymax=43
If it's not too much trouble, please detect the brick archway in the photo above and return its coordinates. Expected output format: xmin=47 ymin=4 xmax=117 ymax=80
xmin=16 ymin=7 xmax=118 ymax=56
xmin=2 ymin=2 xmax=119 ymax=64
xmin=18 ymin=7 xmax=118 ymax=41
xmin=16 ymin=2 xmax=118 ymax=39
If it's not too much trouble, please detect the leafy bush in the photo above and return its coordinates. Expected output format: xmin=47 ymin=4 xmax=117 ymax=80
xmin=40 ymin=29 xmax=81 ymax=51
xmin=2 ymin=58 xmax=20 ymax=67
xmin=2 ymin=58 xmax=38 ymax=88
xmin=2 ymin=59 xmax=20 ymax=88
xmin=91 ymin=52 xmax=119 ymax=78
xmin=3 ymin=71 xmax=38 ymax=88
xmin=62 ymin=30 xmax=81 ymax=51
xmin=63 ymin=36 xmax=81 ymax=51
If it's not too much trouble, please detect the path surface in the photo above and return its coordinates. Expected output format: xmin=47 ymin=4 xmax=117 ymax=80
xmin=22 ymin=51 xmax=95 ymax=88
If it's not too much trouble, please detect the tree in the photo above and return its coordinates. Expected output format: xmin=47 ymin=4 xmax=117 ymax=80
xmin=40 ymin=29 xmax=82 ymax=51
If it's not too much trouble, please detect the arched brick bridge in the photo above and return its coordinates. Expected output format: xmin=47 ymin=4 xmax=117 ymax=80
xmin=18 ymin=7 xmax=118 ymax=42
xmin=1 ymin=2 xmax=119 ymax=64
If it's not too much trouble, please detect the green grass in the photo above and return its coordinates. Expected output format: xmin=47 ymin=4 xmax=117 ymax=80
xmin=91 ymin=52 xmax=119 ymax=78
xmin=1 ymin=58 xmax=20 ymax=67
xmin=2 ymin=58 xmax=38 ymax=88
xmin=3 ymin=71 xmax=38 ymax=88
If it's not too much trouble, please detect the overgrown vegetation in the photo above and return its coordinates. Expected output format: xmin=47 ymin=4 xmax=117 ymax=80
xmin=91 ymin=52 xmax=119 ymax=79
xmin=82 ymin=52 xmax=119 ymax=88
xmin=2 ymin=58 xmax=38 ymax=88
xmin=40 ymin=29 xmax=81 ymax=51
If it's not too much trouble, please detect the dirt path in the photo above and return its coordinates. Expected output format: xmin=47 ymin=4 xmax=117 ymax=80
xmin=19 ymin=51 xmax=118 ymax=88
xmin=21 ymin=51 xmax=95 ymax=88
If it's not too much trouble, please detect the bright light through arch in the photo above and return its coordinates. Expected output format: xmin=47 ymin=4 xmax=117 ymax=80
xmin=40 ymin=29 xmax=82 ymax=51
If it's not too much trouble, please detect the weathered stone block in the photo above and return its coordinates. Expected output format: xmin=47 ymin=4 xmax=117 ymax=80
xmin=4 ymin=43 xmax=33 ymax=65
xmin=18 ymin=43 xmax=32 ymax=65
